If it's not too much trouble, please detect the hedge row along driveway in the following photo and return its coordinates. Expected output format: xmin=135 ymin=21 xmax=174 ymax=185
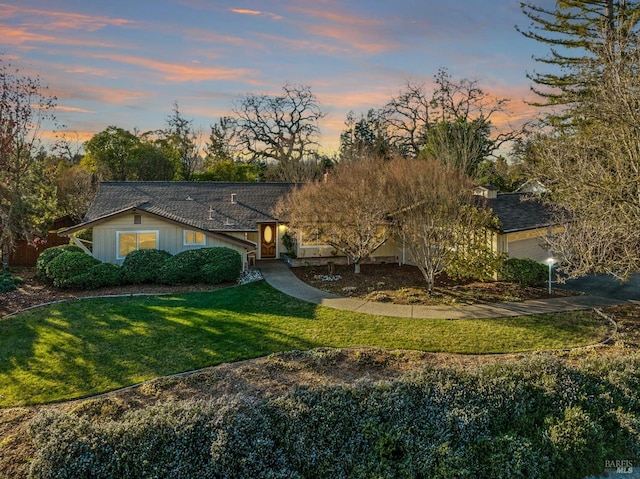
xmin=0 ymin=282 xmax=608 ymax=406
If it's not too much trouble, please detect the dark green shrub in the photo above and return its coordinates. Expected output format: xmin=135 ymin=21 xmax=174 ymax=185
xmin=36 ymin=245 xmax=83 ymax=281
xmin=500 ymin=257 xmax=548 ymax=287
xmin=159 ymin=250 xmax=203 ymax=285
xmin=160 ymin=247 xmax=241 ymax=285
xmin=47 ymin=251 xmax=100 ymax=288
xmin=121 ymin=249 xmax=171 ymax=284
xmin=0 ymin=270 xmax=23 ymax=293
xmin=281 ymin=231 xmax=296 ymax=258
xmin=74 ymin=263 xmax=122 ymax=290
xmin=200 ymin=248 xmax=242 ymax=284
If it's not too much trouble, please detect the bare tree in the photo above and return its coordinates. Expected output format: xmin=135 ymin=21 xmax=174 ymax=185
xmin=387 ymin=158 xmax=501 ymax=292
xmin=231 ymin=84 xmax=326 ymax=182
xmin=274 ymin=158 xmax=390 ymax=273
xmin=381 ymin=81 xmax=431 ymax=157
xmin=0 ymin=56 xmax=58 ymax=269
xmin=530 ymin=26 xmax=640 ymax=280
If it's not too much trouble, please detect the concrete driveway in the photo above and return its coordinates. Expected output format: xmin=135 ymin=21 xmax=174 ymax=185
xmin=555 ymin=272 xmax=640 ymax=301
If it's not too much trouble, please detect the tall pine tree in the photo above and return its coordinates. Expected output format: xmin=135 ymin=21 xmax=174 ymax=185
xmin=518 ymin=0 xmax=640 ymax=125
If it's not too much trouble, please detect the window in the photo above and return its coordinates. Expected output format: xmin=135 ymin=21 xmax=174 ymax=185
xmin=117 ymin=231 xmax=158 ymax=259
xmin=300 ymin=230 xmax=331 ymax=248
xmin=184 ymin=230 xmax=206 ymax=246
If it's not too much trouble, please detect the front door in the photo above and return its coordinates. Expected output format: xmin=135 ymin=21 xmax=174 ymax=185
xmin=260 ymin=223 xmax=276 ymax=259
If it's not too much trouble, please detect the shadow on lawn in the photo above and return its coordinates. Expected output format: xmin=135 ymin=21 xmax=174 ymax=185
xmin=0 ymin=282 xmax=318 ymax=406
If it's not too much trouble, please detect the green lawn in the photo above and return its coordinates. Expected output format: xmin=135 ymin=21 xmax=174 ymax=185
xmin=0 ymin=281 xmax=608 ymax=406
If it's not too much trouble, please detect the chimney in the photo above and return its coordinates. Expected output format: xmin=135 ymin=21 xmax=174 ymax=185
xmin=230 ymin=193 xmax=237 ymax=204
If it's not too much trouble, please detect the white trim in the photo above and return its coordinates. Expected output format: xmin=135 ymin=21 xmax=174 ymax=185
xmin=183 ymin=229 xmax=206 ymax=246
xmin=116 ymin=230 xmax=159 ymax=259
xmin=298 ymin=230 xmax=331 ymax=249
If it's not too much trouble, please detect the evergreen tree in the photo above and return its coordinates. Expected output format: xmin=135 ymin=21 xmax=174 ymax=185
xmin=518 ymin=0 xmax=640 ymax=125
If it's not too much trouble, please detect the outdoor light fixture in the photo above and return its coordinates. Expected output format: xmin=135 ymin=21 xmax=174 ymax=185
xmin=546 ymin=257 xmax=556 ymax=295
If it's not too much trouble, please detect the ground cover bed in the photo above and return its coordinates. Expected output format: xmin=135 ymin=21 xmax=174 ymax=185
xmin=290 ymin=262 xmax=575 ymax=305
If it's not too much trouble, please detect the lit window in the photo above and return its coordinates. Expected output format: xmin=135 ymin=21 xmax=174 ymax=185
xmin=184 ymin=230 xmax=206 ymax=246
xmin=300 ymin=230 xmax=331 ymax=248
xmin=117 ymin=231 xmax=158 ymax=259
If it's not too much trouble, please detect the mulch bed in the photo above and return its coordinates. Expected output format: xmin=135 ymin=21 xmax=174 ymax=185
xmin=290 ymin=262 xmax=577 ymax=306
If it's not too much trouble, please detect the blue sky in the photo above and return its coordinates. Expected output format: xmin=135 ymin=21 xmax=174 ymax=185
xmin=2 ymin=0 xmax=553 ymax=153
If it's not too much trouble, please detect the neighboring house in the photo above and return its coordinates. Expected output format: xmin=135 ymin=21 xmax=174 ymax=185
xmin=475 ymin=185 xmax=555 ymax=263
xmin=60 ymin=182 xmax=297 ymax=269
xmin=61 ymin=181 xmax=555 ymax=270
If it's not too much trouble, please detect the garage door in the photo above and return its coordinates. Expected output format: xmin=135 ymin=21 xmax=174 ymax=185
xmin=508 ymin=238 xmax=550 ymax=262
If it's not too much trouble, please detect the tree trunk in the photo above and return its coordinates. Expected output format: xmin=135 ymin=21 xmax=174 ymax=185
xmin=1 ymin=243 xmax=8 ymax=270
xmin=354 ymin=262 xmax=361 ymax=274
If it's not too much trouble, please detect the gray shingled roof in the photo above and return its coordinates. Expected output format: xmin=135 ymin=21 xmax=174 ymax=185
xmin=82 ymin=182 xmax=297 ymax=232
xmin=488 ymin=193 xmax=554 ymax=233
xmin=76 ymin=182 xmax=552 ymax=236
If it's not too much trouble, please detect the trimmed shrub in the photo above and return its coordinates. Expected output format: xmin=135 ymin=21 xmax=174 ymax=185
xmin=47 ymin=251 xmax=100 ymax=288
xmin=500 ymin=257 xmax=548 ymax=287
xmin=0 ymin=270 xmax=23 ymax=293
xmin=121 ymin=249 xmax=171 ymax=284
xmin=73 ymin=262 xmax=122 ymax=290
xmin=160 ymin=247 xmax=241 ymax=285
xmin=200 ymin=248 xmax=242 ymax=284
xmin=159 ymin=250 xmax=203 ymax=285
xmin=36 ymin=245 xmax=83 ymax=281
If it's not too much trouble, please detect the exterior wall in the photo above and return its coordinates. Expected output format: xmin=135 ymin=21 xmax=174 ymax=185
xmin=92 ymin=212 xmax=247 ymax=265
xmin=294 ymin=236 xmax=400 ymax=262
xmin=505 ymin=229 xmax=551 ymax=263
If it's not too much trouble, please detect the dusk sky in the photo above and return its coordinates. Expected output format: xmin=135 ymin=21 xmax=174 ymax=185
xmin=2 ymin=0 xmax=554 ymax=154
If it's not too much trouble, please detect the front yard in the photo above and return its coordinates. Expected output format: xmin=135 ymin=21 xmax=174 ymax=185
xmin=290 ymin=263 xmax=575 ymax=305
xmin=0 ymin=281 xmax=609 ymax=407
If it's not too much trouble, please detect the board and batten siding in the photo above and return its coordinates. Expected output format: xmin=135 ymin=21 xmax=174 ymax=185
xmin=92 ymin=213 xmax=247 ymax=264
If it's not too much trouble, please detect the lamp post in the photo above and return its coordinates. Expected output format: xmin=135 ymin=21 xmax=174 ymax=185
xmin=546 ymin=257 xmax=555 ymax=295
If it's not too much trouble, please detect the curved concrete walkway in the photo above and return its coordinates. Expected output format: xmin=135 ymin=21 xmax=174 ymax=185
xmin=259 ymin=261 xmax=627 ymax=320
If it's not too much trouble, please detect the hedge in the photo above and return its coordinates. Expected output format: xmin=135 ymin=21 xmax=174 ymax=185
xmin=36 ymin=245 xmax=83 ymax=282
xmin=121 ymin=249 xmax=172 ymax=284
xmin=500 ymin=257 xmax=548 ymax=287
xmin=73 ymin=262 xmax=122 ymax=290
xmin=160 ymin=248 xmax=241 ymax=285
xmin=46 ymin=251 xmax=101 ymax=289
xmin=28 ymin=355 xmax=640 ymax=479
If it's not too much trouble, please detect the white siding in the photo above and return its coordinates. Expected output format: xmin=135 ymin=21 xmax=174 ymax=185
xmin=507 ymin=237 xmax=550 ymax=262
xmin=92 ymin=212 xmax=247 ymax=264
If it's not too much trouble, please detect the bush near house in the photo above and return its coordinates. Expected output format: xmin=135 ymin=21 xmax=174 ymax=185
xmin=199 ymin=248 xmax=243 ymax=284
xmin=35 ymin=244 xmax=83 ymax=281
xmin=120 ymin=249 xmax=172 ymax=284
xmin=160 ymin=248 xmax=242 ymax=285
xmin=500 ymin=258 xmax=548 ymax=287
xmin=46 ymin=251 xmax=101 ymax=288
xmin=42 ymin=247 xmax=242 ymax=290
xmin=73 ymin=262 xmax=122 ymax=290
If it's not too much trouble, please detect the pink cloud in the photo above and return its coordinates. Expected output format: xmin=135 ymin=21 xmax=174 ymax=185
xmin=229 ymin=8 xmax=283 ymax=20
xmin=0 ymin=3 xmax=133 ymax=32
xmin=85 ymin=53 xmax=256 ymax=83
xmin=0 ymin=25 xmax=118 ymax=48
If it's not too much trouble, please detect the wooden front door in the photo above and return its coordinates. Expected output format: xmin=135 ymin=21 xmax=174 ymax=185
xmin=260 ymin=223 xmax=277 ymax=259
